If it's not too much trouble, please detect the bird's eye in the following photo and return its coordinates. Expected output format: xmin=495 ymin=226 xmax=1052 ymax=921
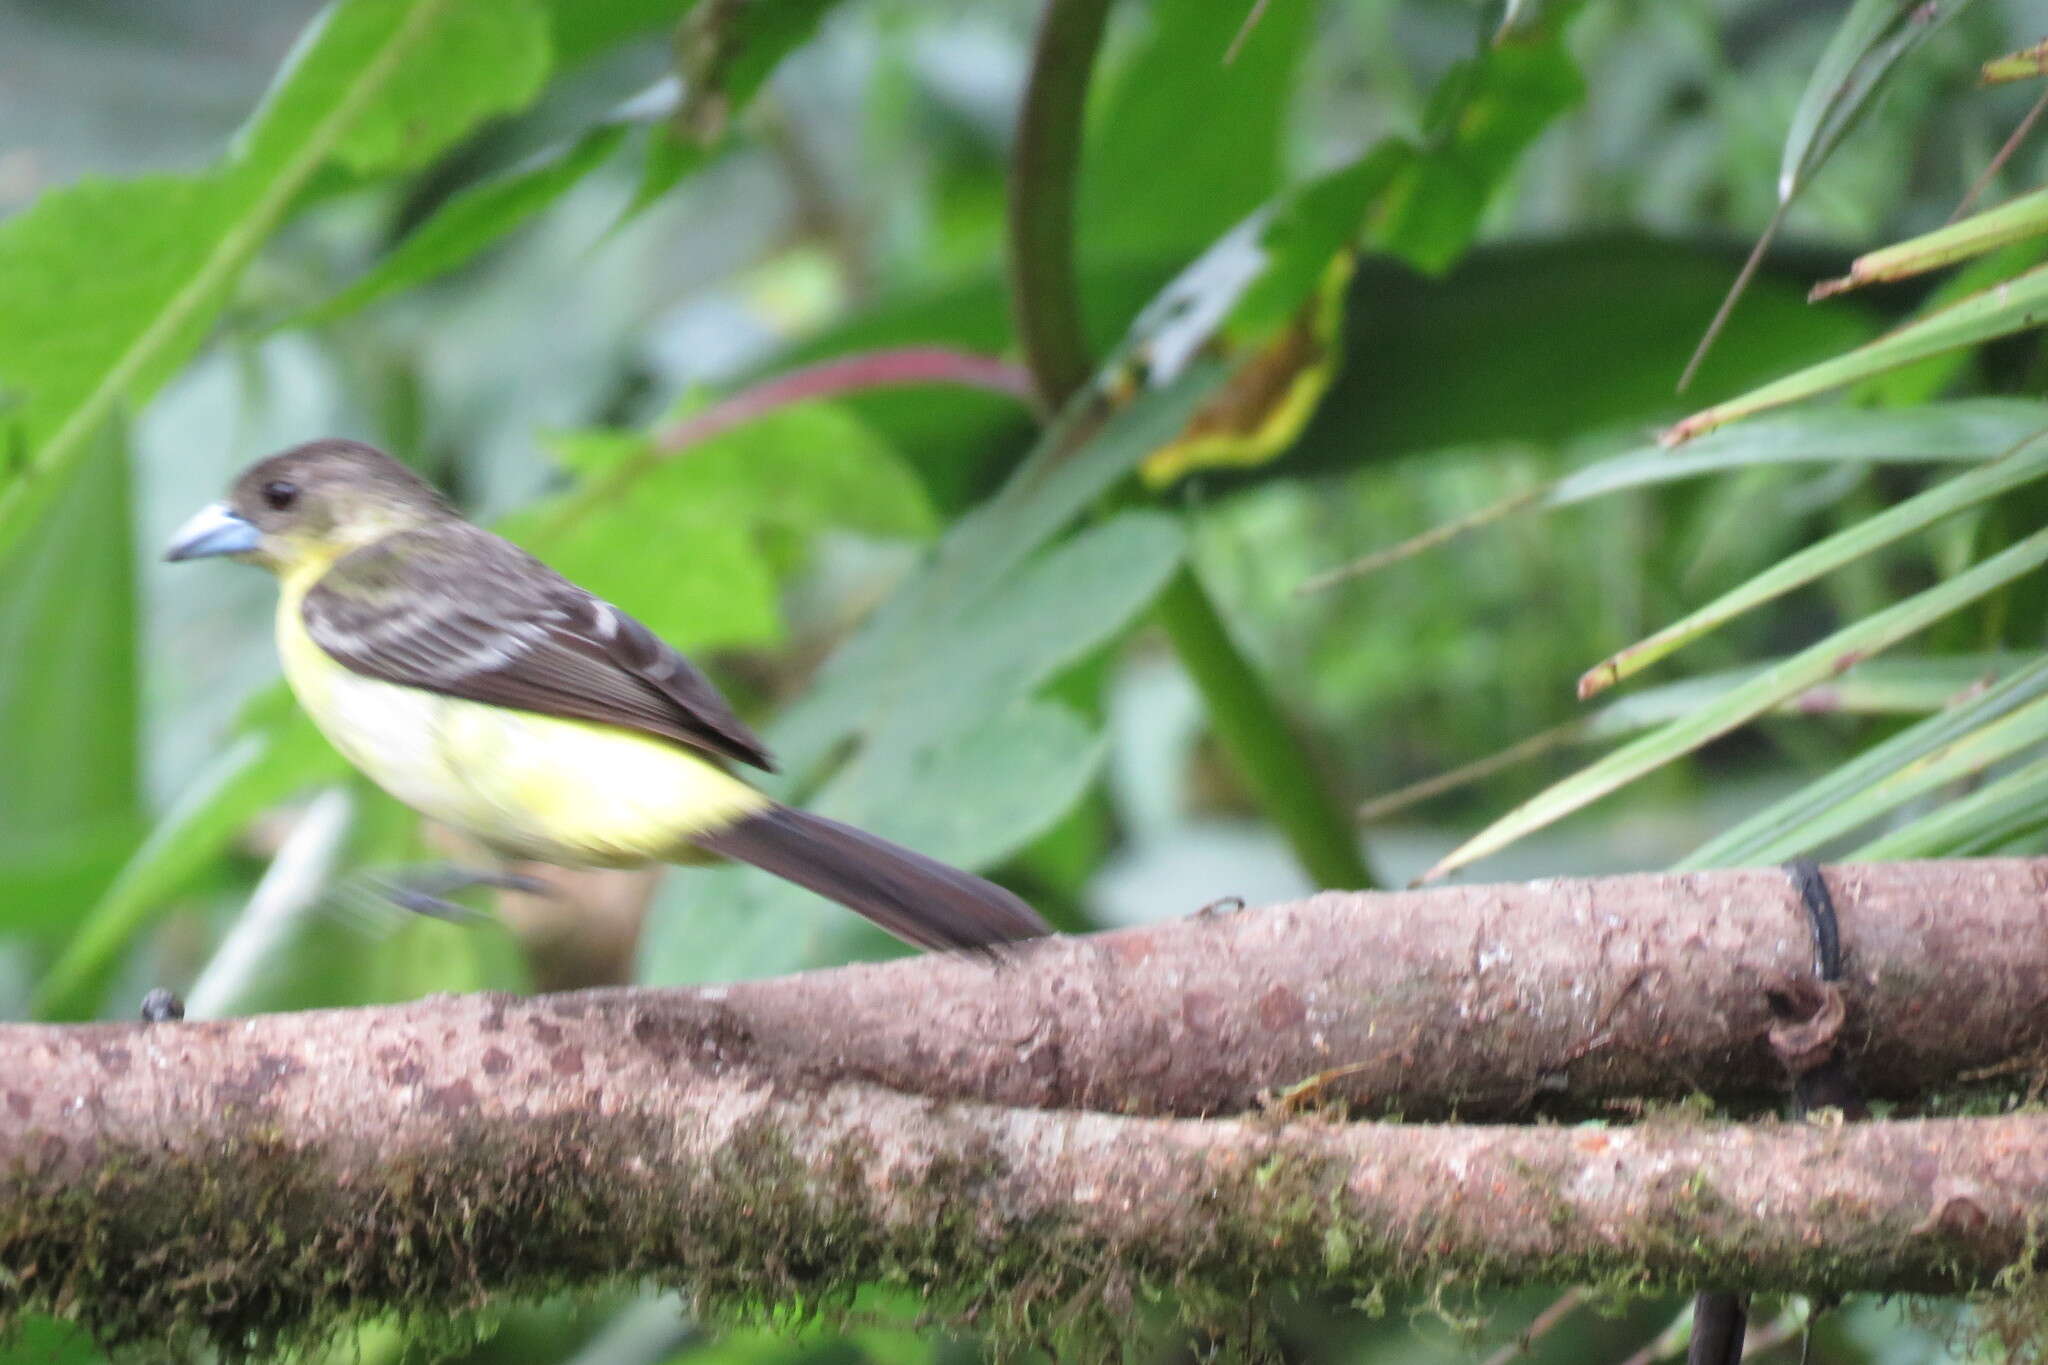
xmin=261 ymin=480 xmax=299 ymax=511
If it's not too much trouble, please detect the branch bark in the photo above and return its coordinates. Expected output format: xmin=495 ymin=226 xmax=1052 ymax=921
xmin=8 ymin=858 xmax=2048 ymax=1352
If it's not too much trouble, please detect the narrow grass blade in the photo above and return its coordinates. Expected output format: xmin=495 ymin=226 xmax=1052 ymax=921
xmin=1580 ymin=428 xmax=2048 ymax=697
xmin=1813 ymin=186 xmax=2048 ymax=298
xmin=1742 ymin=690 xmax=2048 ymax=860
xmin=1667 ymin=261 xmax=2048 ymax=444
xmin=1852 ymin=752 xmax=2048 ymax=859
xmin=1419 ymin=525 xmax=2048 ymax=882
xmin=1360 ymin=655 xmax=2018 ymax=824
xmin=1983 ymin=39 xmax=2048 ymax=84
xmin=1683 ymin=0 xmax=1974 ymax=385
xmin=1297 ymin=403 xmax=2048 ymax=593
xmin=1681 ymin=654 xmax=2048 ymax=867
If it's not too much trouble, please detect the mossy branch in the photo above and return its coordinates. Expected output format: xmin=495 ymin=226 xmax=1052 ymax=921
xmin=9 ymin=857 xmax=2048 ymax=1354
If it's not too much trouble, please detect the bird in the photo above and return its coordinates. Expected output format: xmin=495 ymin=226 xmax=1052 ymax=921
xmin=164 ymin=438 xmax=1052 ymax=953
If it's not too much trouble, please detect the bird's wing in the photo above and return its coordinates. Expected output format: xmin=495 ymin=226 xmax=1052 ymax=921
xmin=301 ymin=524 xmax=775 ymax=770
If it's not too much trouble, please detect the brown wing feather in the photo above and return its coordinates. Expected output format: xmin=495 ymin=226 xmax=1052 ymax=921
xmin=302 ymin=523 xmax=775 ymax=771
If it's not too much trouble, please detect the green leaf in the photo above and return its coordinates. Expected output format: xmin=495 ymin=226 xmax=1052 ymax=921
xmin=670 ymin=0 xmax=843 ymax=144
xmin=1682 ymin=656 xmax=2048 ymax=868
xmin=1080 ymin=0 xmax=1311 ymax=261
xmin=0 ymin=0 xmax=554 ymax=567
xmin=1770 ymin=690 xmax=2048 ymax=859
xmin=1422 ymin=524 xmax=2048 ymax=882
xmin=1372 ymin=15 xmax=1586 ymax=272
xmin=766 ymin=379 xmax=1212 ymax=788
xmin=540 ymin=0 xmax=693 ymax=71
xmin=1289 ymin=236 xmax=1881 ymax=473
xmin=0 ymin=428 xmax=139 ymax=937
xmin=641 ymin=511 xmax=1186 ymax=983
xmin=34 ymin=707 xmax=346 ymax=1021
xmin=296 ymin=122 xmax=627 ymax=325
xmin=502 ymin=404 xmax=934 ymax=652
xmin=1851 ymin=752 xmax=2048 ymax=860
xmin=1304 ymin=402 xmax=2048 ymax=594
xmin=1780 ymin=0 xmax=1974 ymax=206
xmin=1581 ymin=427 xmax=2048 ymax=696
xmin=253 ymin=0 xmax=550 ymax=178
xmin=1815 ymin=185 xmax=2048 ymax=296
xmin=1361 ymin=655 xmax=2035 ymax=823
xmin=1550 ymin=401 xmax=2048 ymax=505
xmin=1669 ymin=259 xmax=2048 ymax=443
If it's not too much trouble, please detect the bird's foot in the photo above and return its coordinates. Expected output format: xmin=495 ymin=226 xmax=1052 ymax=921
xmin=375 ymin=865 xmax=552 ymax=922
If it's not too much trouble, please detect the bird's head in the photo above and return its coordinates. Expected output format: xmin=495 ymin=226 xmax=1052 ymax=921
xmin=165 ymin=439 xmax=453 ymax=574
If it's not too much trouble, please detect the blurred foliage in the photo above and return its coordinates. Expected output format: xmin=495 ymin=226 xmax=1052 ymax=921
xmin=11 ymin=0 xmax=2048 ymax=1359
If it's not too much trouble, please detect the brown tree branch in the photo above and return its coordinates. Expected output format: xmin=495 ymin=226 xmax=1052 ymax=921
xmin=491 ymin=856 xmax=2041 ymax=1120
xmin=7 ymin=858 xmax=2048 ymax=1353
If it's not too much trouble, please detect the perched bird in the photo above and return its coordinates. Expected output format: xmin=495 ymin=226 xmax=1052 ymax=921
xmin=165 ymin=439 xmax=1051 ymax=952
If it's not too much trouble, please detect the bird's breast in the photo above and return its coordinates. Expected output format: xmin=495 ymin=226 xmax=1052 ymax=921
xmin=274 ymin=582 xmax=766 ymax=866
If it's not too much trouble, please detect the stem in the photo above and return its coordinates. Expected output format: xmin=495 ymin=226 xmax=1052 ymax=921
xmin=1154 ymin=566 xmax=1374 ymax=889
xmin=1005 ymin=0 xmax=1112 ymax=413
xmin=1004 ymin=0 xmax=1375 ymax=889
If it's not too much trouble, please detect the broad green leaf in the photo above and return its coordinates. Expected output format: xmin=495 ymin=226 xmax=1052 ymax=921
xmin=0 ymin=1314 xmax=99 ymax=1365
xmin=0 ymin=0 xmax=554 ymax=566
xmin=1422 ymin=524 xmax=2048 ymax=881
xmin=0 ymin=430 xmax=138 ymax=937
xmin=1081 ymin=0 xmax=1312 ymax=261
xmin=1580 ymin=429 xmax=2048 ymax=696
xmin=624 ymin=131 xmax=716 ymax=221
xmin=1129 ymin=146 xmax=1409 ymax=485
xmin=502 ymin=405 xmax=934 ymax=652
xmin=1372 ymin=12 xmax=1586 ymax=272
xmin=825 ymin=511 xmax=1188 ymax=768
xmin=296 ymin=122 xmax=628 ymax=325
xmin=766 ymin=382 xmax=1211 ymax=789
xmin=772 ymin=235 xmax=1879 ymax=512
xmin=1290 ymin=236 xmax=1880 ymax=472
xmin=34 ymin=708 xmax=345 ymax=1020
xmin=1669 ymin=260 xmax=2048 ymax=443
xmin=642 ymin=512 xmax=1185 ymax=983
xmin=1852 ymin=753 xmax=2048 ymax=860
xmin=251 ymin=0 xmax=550 ymax=178
xmin=644 ymin=699 xmax=1104 ymax=983
xmin=1814 ymin=186 xmax=2048 ymax=297
xmin=541 ymin=0 xmax=693 ymax=71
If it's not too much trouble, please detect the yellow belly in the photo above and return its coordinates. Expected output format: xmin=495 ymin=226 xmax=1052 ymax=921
xmin=274 ymin=580 xmax=766 ymax=866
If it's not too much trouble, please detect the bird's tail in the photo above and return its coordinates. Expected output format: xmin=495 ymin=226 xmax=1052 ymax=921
xmin=696 ymin=804 xmax=1052 ymax=952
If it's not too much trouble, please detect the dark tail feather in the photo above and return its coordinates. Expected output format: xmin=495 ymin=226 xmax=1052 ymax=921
xmin=697 ymin=804 xmax=1052 ymax=952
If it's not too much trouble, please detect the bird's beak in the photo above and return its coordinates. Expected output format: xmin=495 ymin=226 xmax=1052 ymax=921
xmin=164 ymin=502 xmax=261 ymax=562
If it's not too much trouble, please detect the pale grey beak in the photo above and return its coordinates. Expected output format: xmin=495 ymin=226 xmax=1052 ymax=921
xmin=165 ymin=502 xmax=261 ymax=562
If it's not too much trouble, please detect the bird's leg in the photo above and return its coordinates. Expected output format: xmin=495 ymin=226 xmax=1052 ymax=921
xmin=378 ymin=864 xmax=552 ymax=922
xmin=1689 ymin=862 xmax=1866 ymax=1365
